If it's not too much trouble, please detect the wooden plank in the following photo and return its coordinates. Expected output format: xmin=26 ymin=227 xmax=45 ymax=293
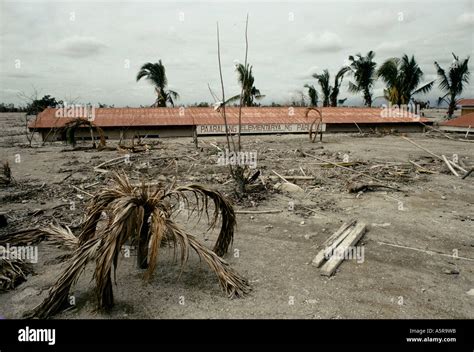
xmin=311 ymin=220 xmax=356 ymax=267
xmin=320 ymin=222 xmax=367 ymax=276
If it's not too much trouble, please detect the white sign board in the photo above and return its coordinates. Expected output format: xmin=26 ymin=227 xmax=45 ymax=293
xmin=196 ymin=123 xmax=326 ymax=135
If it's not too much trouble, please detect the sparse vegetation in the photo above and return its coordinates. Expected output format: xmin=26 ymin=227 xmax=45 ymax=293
xmin=377 ymin=54 xmax=434 ymax=106
xmin=347 ymin=51 xmax=377 ymax=107
xmin=435 ymin=53 xmax=471 ymax=118
xmin=136 ymin=60 xmax=179 ymax=107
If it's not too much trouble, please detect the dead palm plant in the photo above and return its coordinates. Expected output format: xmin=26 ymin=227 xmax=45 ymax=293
xmin=30 ymin=172 xmax=250 ymax=318
xmin=306 ymin=107 xmax=323 ymax=143
xmin=59 ymin=118 xmax=106 ymax=148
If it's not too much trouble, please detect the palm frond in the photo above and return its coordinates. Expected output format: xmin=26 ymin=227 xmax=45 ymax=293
xmin=29 ymin=237 xmax=102 ymax=318
xmin=348 ymin=81 xmax=361 ymax=93
xmin=165 ymin=220 xmax=250 ymax=298
xmin=166 ymin=184 xmax=236 ymax=257
xmin=412 ymin=80 xmax=435 ymax=95
xmin=434 ymin=61 xmax=450 ymax=91
xmin=1 ymin=224 xmax=78 ymax=249
xmin=225 ymin=94 xmax=242 ymax=105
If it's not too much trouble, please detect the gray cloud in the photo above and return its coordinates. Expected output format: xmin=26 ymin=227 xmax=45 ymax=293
xmin=457 ymin=12 xmax=474 ymax=27
xmin=54 ymin=36 xmax=107 ymax=58
xmin=0 ymin=0 xmax=472 ymax=106
xmin=301 ymin=31 xmax=344 ymax=53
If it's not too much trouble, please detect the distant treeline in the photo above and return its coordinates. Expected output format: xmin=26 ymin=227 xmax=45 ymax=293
xmin=0 ymin=103 xmax=27 ymax=112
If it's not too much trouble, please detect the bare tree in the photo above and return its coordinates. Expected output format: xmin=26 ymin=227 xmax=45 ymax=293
xmin=215 ymin=16 xmax=257 ymax=195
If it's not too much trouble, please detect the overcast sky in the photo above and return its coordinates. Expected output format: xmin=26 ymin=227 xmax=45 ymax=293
xmin=0 ymin=0 xmax=473 ymax=107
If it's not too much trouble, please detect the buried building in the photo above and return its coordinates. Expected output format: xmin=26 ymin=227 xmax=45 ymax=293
xmin=29 ymin=106 xmax=431 ymax=142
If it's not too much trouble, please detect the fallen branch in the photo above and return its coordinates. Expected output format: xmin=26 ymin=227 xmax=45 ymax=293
xmin=235 ymin=209 xmax=283 ymax=214
xmin=378 ymin=241 xmax=474 ymax=262
xmin=94 ymin=156 xmax=128 ymax=170
xmin=401 ymin=136 xmax=467 ymax=174
xmin=409 ymin=160 xmax=438 ymax=174
xmin=269 ymin=175 xmax=314 ymax=181
xmin=302 ymin=152 xmax=389 ymax=185
xmin=442 ymin=155 xmax=460 ymax=177
xmin=462 ymin=168 xmax=474 ymax=179
xmin=272 ymin=170 xmax=289 ymax=183
xmin=354 ymin=122 xmax=363 ymax=134
xmin=70 ymin=185 xmax=93 ymax=197
xmin=347 ymin=182 xmax=400 ymax=193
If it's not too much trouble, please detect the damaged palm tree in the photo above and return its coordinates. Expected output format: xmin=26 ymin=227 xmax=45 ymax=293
xmin=30 ymin=172 xmax=250 ymax=318
xmin=60 ymin=118 xmax=106 ymax=149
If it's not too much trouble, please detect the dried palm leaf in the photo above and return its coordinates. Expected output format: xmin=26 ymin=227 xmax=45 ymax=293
xmin=28 ymin=237 xmax=101 ymax=318
xmin=165 ymin=184 xmax=236 ymax=256
xmin=0 ymin=257 xmax=32 ymax=291
xmin=1 ymin=224 xmax=78 ymax=250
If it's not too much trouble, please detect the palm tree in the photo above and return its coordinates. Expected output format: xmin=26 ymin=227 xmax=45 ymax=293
xmin=313 ymin=68 xmax=350 ymax=107
xmin=377 ymin=54 xmax=434 ymax=106
xmin=227 ymin=63 xmax=265 ymax=106
xmin=330 ymin=67 xmax=351 ymax=107
xmin=313 ymin=70 xmax=331 ymax=107
xmin=30 ymin=173 xmax=250 ymax=318
xmin=348 ymin=51 xmax=377 ymax=107
xmin=136 ymin=60 xmax=179 ymax=107
xmin=435 ymin=53 xmax=471 ymax=118
xmin=304 ymin=84 xmax=319 ymax=106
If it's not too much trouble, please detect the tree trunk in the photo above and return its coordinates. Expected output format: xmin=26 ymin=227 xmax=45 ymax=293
xmin=137 ymin=209 xmax=151 ymax=269
xmin=193 ymin=127 xmax=198 ymax=149
xmin=100 ymin=274 xmax=114 ymax=309
xmin=447 ymin=94 xmax=456 ymax=118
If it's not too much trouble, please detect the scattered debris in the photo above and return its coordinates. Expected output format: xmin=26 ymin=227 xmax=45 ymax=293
xmin=378 ymin=241 xmax=474 ymax=262
xmin=0 ymin=161 xmax=12 ymax=185
xmin=347 ymin=182 xmax=400 ymax=193
xmin=273 ymin=177 xmax=304 ymax=194
xmin=371 ymin=222 xmax=391 ymax=228
xmin=235 ymin=209 xmax=282 ymax=214
xmin=443 ymin=268 xmax=460 ymax=275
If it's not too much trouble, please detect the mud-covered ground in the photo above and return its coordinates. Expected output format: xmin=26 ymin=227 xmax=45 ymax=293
xmin=0 ymin=112 xmax=473 ymax=319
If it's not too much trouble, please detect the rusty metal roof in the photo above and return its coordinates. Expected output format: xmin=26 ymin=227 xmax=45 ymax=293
xmin=458 ymin=99 xmax=474 ymax=107
xmin=29 ymin=107 xmax=428 ymax=129
xmin=440 ymin=112 xmax=474 ymax=128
